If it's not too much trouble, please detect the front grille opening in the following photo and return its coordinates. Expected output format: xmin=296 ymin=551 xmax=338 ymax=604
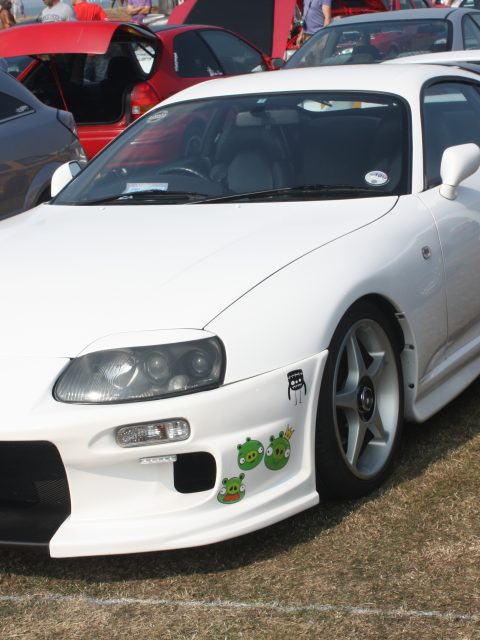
xmin=0 ymin=441 xmax=71 ymax=548
xmin=174 ymin=452 xmax=216 ymax=494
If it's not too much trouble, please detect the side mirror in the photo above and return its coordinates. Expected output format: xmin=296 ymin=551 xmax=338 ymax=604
xmin=50 ymin=161 xmax=82 ymax=198
xmin=440 ymin=143 xmax=480 ymax=200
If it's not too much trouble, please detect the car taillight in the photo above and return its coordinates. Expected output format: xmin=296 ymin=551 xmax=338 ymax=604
xmin=130 ymin=83 xmax=160 ymax=120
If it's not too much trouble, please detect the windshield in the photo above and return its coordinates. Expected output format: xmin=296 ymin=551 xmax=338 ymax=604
xmin=55 ymin=91 xmax=409 ymax=205
xmin=285 ymin=19 xmax=450 ymax=67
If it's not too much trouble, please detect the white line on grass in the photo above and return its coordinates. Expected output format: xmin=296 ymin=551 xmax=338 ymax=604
xmin=0 ymin=594 xmax=478 ymax=622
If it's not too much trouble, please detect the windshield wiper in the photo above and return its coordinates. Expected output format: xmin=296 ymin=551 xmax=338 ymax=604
xmin=72 ymin=190 xmax=209 ymax=206
xmin=198 ymin=184 xmax=387 ymax=203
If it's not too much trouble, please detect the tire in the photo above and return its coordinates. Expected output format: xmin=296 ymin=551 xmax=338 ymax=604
xmin=315 ymin=301 xmax=404 ymax=499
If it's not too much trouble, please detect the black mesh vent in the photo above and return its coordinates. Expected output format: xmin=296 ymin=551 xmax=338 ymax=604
xmin=0 ymin=441 xmax=71 ymax=548
xmin=174 ymin=452 xmax=217 ymax=494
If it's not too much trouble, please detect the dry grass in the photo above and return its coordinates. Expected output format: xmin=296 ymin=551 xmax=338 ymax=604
xmin=103 ymin=8 xmax=129 ymax=21
xmin=0 ymin=379 xmax=479 ymax=639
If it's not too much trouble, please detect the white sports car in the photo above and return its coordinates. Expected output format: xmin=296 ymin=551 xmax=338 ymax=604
xmin=3 ymin=63 xmax=480 ymax=557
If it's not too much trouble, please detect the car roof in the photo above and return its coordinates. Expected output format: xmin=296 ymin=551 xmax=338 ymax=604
xmin=148 ymin=22 xmax=238 ymax=35
xmin=148 ymin=22 xmax=224 ymax=32
xmin=384 ymin=49 xmax=480 ymax=64
xmin=0 ymin=22 xmax=157 ymax=57
xmin=160 ymin=62 xmax=480 ymax=106
xmin=335 ymin=7 xmax=471 ymax=24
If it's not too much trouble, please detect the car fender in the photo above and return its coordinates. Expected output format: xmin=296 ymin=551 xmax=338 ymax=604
xmin=206 ymin=195 xmax=446 ymax=400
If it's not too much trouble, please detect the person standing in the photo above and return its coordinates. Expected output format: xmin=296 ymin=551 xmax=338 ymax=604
xmin=40 ymin=0 xmax=76 ymax=22
xmin=0 ymin=0 xmax=15 ymax=27
xmin=73 ymin=0 xmax=107 ymax=20
xmin=127 ymin=0 xmax=151 ymax=24
xmin=299 ymin=0 xmax=332 ymax=44
xmin=11 ymin=0 xmax=25 ymax=20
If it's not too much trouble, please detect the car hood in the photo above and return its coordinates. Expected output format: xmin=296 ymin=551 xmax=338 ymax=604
xmin=0 ymin=197 xmax=397 ymax=358
xmin=0 ymin=22 xmax=157 ymax=57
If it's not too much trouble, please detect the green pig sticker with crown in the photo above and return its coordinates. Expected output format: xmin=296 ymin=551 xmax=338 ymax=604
xmin=217 ymin=474 xmax=246 ymax=504
xmin=237 ymin=437 xmax=264 ymax=471
xmin=264 ymin=426 xmax=295 ymax=471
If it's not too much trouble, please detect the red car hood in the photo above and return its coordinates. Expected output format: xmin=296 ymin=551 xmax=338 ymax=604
xmin=169 ymin=0 xmax=298 ymax=59
xmin=0 ymin=21 xmax=157 ymax=56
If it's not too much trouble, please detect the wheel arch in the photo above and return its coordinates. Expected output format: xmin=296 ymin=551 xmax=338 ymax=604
xmin=335 ymin=294 xmax=422 ymax=424
xmin=341 ymin=294 xmax=405 ymax=354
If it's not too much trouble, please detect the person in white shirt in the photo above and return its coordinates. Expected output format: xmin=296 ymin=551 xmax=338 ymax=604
xmin=41 ymin=0 xmax=76 ymax=22
xmin=11 ymin=0 xmax=25 ymax=19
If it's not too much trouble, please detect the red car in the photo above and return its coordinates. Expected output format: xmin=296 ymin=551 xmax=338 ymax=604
xmin=0 ymin=22 xmax=273 ymax=158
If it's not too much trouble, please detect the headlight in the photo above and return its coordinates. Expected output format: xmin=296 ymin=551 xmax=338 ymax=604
xmin=54 ymin=337 xmax=225 ymax=404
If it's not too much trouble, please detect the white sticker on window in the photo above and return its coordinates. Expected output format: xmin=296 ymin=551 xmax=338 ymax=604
xmin=124 ymin=183 xmax=168 ymax=193
xmin=365 ymin=170 xmax=389 ymax=186
xmin=147 ymin=110 xmax=168 ymax=123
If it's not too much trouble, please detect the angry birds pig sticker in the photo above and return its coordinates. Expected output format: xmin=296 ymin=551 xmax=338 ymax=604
xmin=237 ymin=438 xmax=264 ymax=471
xmin=217 ymin=474 xmax=246 ymax=504
xmin=264 ymin=426 xmax=295 ymax=471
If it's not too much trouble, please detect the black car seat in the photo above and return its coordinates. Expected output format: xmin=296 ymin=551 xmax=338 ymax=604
xmin=210 ymin=121 xmax=293 ymax=193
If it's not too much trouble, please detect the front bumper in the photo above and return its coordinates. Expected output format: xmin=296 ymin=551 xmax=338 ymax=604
xmin=0 ymin=352 xmax=327 ymax=557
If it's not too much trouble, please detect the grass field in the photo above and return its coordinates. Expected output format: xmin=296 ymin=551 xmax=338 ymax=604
xmin=0 ymin=375 xmax=478 ymax=639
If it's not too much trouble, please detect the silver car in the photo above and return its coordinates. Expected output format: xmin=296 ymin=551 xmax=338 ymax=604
xmin=0 ymin=66 xmax=86 ymax=220
xmin=285 ymin=8 xmax=480 ymax=68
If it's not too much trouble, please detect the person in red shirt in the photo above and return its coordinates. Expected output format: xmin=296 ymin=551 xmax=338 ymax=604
xmin=72 ymin=0 xmax=108 ymax=20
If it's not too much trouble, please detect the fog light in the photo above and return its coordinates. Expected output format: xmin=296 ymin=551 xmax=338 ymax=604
xmin=116 ymin=419 xmax=190 ymax=448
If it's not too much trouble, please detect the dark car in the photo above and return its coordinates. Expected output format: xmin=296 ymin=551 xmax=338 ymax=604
xmin=0 ymin=22 xmax=273 ymax=159
xmin=0 ymin=67 xmax=86 ymax=219
xmin=285 ymin=8 xmax=480 ymax=67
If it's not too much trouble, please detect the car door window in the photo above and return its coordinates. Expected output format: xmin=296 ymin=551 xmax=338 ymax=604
xmin=0 ymin=91 xmax=34 ymax=123
xmin=462 ymin=15 xmax=480 ymax=48
xmin=423 ymin=81 xmax=480 ymax=187
xmin=199 ymin=30 xmax=267 ymax=74
xmin=173 ymin=31 xmax=223 ymax=78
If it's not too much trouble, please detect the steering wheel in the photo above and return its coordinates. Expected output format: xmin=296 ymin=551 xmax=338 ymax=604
xmin=157 ymin=164 xmax=210 ymax=181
